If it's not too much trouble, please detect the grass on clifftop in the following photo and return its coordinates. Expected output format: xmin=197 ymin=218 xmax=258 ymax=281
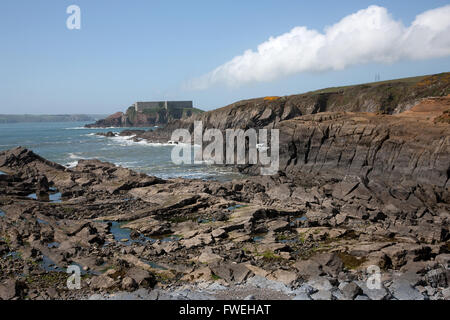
xmin=309 ymin=73 xmax=448 ymax=94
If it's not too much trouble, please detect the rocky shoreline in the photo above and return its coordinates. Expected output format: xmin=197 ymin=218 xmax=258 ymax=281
xmin=0 ymin=144 xmax=448 ymax=300
xmin=1 ymin=77 xmax=449 ymax=300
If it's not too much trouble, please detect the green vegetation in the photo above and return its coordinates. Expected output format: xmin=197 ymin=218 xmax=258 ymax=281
xmin=337 ymin=252 xmax=367 ymax=270
xmin=25 ymin=272 xmax=66 ymax=287
xmin=126 ymin=106 xmax=137 ymax=120
xmin=168 ymin=216 xmax=192 ymax=223
xmin=257 ymin=250 xmax=282 ymax=261
xmin=60 ymin=207 xmax=75 ymax=214
xmin=305 ymin=72 xmax=450 ymax=114
xmin=213 ymin=72 xmax=450 ymax=116
xmin=297 ymin=233 xmax=306 ymax=244
xmin=211 ymin=273 xmax=221 ymax=281
xmin=435 ymin=109 xmax=450 ymax=124
xmin=310 ymin=74 xmax=431 ymax=94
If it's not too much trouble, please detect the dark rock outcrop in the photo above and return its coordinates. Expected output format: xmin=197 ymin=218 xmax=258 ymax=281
xmin=85 ymin=104 xmax=204 ymax=128
xmin=247 ymin=97 xmax=450 ymax=194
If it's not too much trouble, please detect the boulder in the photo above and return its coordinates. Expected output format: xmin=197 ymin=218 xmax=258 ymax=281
xmin=311 ymin=290 xmax=333 ymax=300
xmin=293 ymin=260 xmax=322 ymax=279
xmin=181 ymin=233 xmax=214 ymax=249
xmin=341 ymin=282 xmax=362 ymax=300
xmin=435 ymin=253 xmax=450 ymax=269
xmin=267 ymin=270 xmax=298 ymax=286
xmin=267 ymin=219 xmax=290 ymax=232
xmin=307 ymin=277 xmax=333 ymax=291
xmin=181 ymin=267 xmax=213 ymax=283
xmin=442 ymin=287 xmax=450 ymax=300
xmin=425 ymin=268 xmax=448 ymax=288
xmin=311 ymin=253 xmax=343 ymax=277
xmin=90 ymin=275 xmax=117 ymax=291
xmin=209 ymin=263 xmax=252 ymax=284
xmin=390 ymin=281 xmax=425 ymax=300
xmin=197 ymin=249 xmax=223 ymax=264
xmin=0 ymin=279 xmax=27 ymax=300
xmin=125 ymin=267 xmax=156 ymax=288
xmin=211 ymin=228 xmax=227 ymax=239
xmin=121 ymin=277 xmax=138 ymax=292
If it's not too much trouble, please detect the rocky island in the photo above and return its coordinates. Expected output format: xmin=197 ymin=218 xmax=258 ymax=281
xmin=0 ymin=73 xmax=449 ymax=300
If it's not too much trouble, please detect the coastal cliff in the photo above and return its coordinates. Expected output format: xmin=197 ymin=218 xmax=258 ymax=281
xmin=85 ymin=104 xmax=204 ymax=128
xmin=162 ymin=72 xmax=450 ymax=132
xmin=136 ymin=73 xmax=450 ymax=192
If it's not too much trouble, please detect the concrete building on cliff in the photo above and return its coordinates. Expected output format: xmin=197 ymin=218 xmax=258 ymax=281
xmin=134 ymin=101 xmax=193 ymax=112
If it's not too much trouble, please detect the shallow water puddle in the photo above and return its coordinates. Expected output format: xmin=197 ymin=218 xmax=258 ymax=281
xmin=27 ymin=193 xmax=37 ymax=200
xmin=40 ymin=255 xmax=64 ymax=272
xmin=290 ymin=216 xmax=307 ymax=227
xmin=278 ymin=238 xmax=299 ymax=244
xmin=0 ymin=210 xmax=5 ymax=218
xmin=197 ymin=218 xmax=216 ymax=224
xmin=109 ymin=221 xmax=136 ymax=245
xmin=27 ymin=192 xmax=62 ymax=203
xmin=227 ymin=204 xmax=244 ymax=211
xmin=105 ymin=221 xmax=181 ymax=245
xmin=142 ymin=259 xmax=167 ymax=270
xmin=36 ymin=254 xmax=97 ymax=275
xmin=37 ymin=218 xmax=49 ymax=225
xmin=47 ymin=242 xmax=60 ymax=249
xmin=252 ymin=233 xmax=268 ymax=242
xmin=3 ymin=251 xmax=21 ymax=260
xmin=105 ymin=221 xmax=152 ymax=246
xmin=50 ymin=193 xmax=62 ymax=202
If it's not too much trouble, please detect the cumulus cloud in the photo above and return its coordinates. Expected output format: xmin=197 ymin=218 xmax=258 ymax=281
xmin=188 ymin=5 xmax=450 ymax=89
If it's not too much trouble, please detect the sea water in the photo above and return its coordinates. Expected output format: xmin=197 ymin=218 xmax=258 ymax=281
xmin=0 ymin=121 xmax=242 ymax=181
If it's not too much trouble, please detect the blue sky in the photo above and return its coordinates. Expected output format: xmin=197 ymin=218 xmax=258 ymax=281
xmin=1 ymin=0 xmax=449 ymax=114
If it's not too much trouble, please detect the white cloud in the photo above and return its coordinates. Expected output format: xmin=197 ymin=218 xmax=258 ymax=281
xmin=188 ymin=5 xmax=450 ymax=89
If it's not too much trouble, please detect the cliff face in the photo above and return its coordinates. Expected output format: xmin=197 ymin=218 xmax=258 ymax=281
xmin=85 ymin=112 xmax=125 ymax=127
xmin=85 ymin=105 xmax=203 ymax=128
xmin=141 ymin=74 xmax=450 ymax=203
xmin=165 ymin=72 xmax=450 ymax=132
xmin=242 ymin=97 xmax=450 ymax=202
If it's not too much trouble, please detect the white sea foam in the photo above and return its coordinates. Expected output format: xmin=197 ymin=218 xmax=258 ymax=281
xmin=65 ymin=126 xmax=120 ymax=130
xmin=68 ymin=152 xmax=83 ymax=160
xmin=108 ymin=135 xmax=178 ymax=147
xmin=65 ymin=161 xmax=79 ymax=168
xmin=113 ymin=161 xmax=140 ymax=168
